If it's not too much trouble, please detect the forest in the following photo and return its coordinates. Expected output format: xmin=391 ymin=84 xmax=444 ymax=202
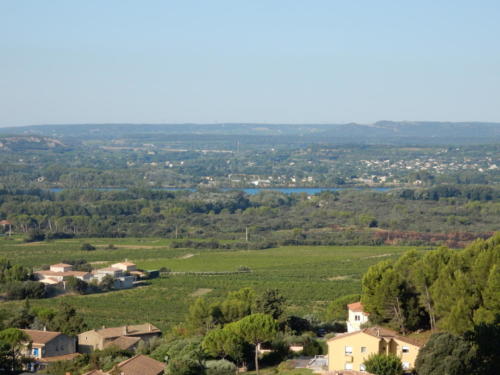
xmin=0 ymin=185 xmax=497 ymax=247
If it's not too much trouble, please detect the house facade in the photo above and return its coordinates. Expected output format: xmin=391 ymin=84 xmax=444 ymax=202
xmin=78 ymin=323 xmax=161 ymax=353
xmin=327 ymin=327 xmax=421 ymax=373
xmin=21 ymin=329 xmax=78 ymax=371
xmin=112 ymin=261 xmax=137 ymax=272
xmin=346 ymin=302 xmax=369 ymax=332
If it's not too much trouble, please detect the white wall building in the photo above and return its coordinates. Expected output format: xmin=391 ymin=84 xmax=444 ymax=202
xmin=346 ymin=302 xmax=370 ymax=333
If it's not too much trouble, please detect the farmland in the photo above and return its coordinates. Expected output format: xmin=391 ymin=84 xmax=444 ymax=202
xmin=0 ymin=236 xmax=418 ymax=331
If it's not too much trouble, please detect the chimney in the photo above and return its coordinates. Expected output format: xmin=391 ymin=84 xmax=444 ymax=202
xmin=123 ymin=325 xmax=128 ymax=335
xmin=102 ymin=325 xmax=105 ymax=330
xmin=149 ymin=323 xmax=152 ymax=332
xmin=43 ymin=326 xmax=47 ymax=332
xmin=377 ymin=328 xmax=380 ymax=337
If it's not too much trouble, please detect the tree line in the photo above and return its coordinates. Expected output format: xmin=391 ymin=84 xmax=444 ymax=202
xmin=0 ymin=187 xmax=498 ymax=246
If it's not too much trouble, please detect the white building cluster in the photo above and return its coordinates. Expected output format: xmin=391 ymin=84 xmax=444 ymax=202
xmin=35 ymin=261 xmax=137 ymax=290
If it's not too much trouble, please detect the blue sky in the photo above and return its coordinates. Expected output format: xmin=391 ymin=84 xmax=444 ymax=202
xmin=1 ymin=1 xmax=499 ymax=126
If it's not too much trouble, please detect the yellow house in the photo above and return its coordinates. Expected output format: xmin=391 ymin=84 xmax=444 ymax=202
xmin=327 ymin=326 xmax=421 ymax=373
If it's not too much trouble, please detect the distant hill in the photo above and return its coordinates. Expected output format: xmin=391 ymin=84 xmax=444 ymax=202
xmin=0 ymin=121 xmax=499 ymax=145
xmin=0 ymin=135 xmax=68 ymax=151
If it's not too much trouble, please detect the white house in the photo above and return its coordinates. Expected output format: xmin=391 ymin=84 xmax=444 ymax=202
xmin=92 ymin=267 xmax=134 ymax=289
xmin=49 ymin=263 xmax=73 ymax=273
xmin=35 ymin=263 xmax=91 ymax=286
xmin=36 ymin=262 xmax=135 ymax=290
xmin=346 ymin=302 xmax=370 ymax=333
xmin=111 ymin=261 xmax=137 ymax=272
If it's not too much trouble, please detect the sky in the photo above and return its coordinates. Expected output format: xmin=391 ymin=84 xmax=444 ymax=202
xmin=1 ymin=0 xmax=500 ymax=126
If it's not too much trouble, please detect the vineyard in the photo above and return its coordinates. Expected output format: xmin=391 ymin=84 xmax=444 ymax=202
xmin=0 ymin=236 xmax=416 ymax=331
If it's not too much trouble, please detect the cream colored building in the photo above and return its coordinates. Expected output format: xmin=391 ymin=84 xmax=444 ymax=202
xmin=112 ymin=261 xmax=137 ymax=272
xmin=35 ymin=263 xmax=92 ymax=286
xmin=327 ymin=326 xmax=421 ymax=373
xmin=347 ymin=302 xmax=369 ymax=333
xmin=78 ymin=323 xmax=161 ymax=353
xmin=49 ymin=263 xmax=73 ymax=273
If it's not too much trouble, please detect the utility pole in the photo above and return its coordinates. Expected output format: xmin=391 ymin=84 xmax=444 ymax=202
xmin=175 ymin=225 xmax=178 ymax=239
xmin=245 ymin=226 xmax=249 ymax=242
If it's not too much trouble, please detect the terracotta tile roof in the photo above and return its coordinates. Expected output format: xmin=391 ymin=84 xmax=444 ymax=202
xmin=36 ymin=270 xmax=90 ymax=277
xmin=22 ymin=329 xmax=62 ymax=344
xmin=114 ymin=261 xmax=136 ymax=266
xmin=116 ymin=354 xmax=165 ymax=375
xmin=105 ymin=336 xmax=142 ymax=350
xmin=392 ymin=335 xmax=423 ymax=347
xmin=0 ymin=220 xmax=12 ymax=225
xmin=83 ymin=323 xmax=161 ymax=339
xmin=37 ymin=353 xmax=81 ymax=363
xmin=50 ymin=263 xmax=72 ymax=268
xmin=347 ymin=301 xmax=365 ymax=313
xmin=363 ymin=326 xmax=400 ymax=338
xmin=327 ymin=326 xmax=422 ymax=347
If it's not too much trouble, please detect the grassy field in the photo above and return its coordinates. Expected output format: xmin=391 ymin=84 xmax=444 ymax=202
xmin=0 ymin=236 xmax=419 ymax=331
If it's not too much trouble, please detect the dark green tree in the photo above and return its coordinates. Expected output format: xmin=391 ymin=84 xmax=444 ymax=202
xmin=0 ymin=328 xmax=30 ymax=374
xmin=255 ymin=289 xmax=286 ymax=320
xmin=324 ymin=294 xmax=361 ymax=322
xmin=47 ymin=302 xmax=86 ymax=336
xmin=234 ymin=314 xmax=278 ymax=375
xmin=415 ymin=332 xmax=476 ymax=375
xmin=66 ymin=276 xmax=88 ymax=294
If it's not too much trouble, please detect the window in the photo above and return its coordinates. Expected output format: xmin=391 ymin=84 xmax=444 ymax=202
xmin=345 ymin=363 xmax=353 ymax=370
xmin=402 ymin=346 xmax=410 ymax=353
xmin=33 ymin=348 xmax=39 ymax=357
xmin=360 ymin=364 xmax=366 ymax=372
xmin=345 ymin=346 xmax=353 ymax=354
xmin=402 ymin=362 xmax=410 ymax=370
xmin=355 ymin=314 xmax=361 ymax=321
xmin=361 ymin=346 xmax=367 ymax=353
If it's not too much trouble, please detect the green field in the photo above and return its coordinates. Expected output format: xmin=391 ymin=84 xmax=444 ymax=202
xmin=0 ymin=236 xmax=418 ymax=331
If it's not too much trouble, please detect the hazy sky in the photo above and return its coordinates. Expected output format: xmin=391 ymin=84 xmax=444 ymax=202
xmin=1 ymin=1 xmax=500 ymax=126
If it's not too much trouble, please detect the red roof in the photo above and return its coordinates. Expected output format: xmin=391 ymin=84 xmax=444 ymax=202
xmin=116 ymin=354 xmax=165 ymax=375
xmin=22 ymin=329 xmax=62 ymax=344
xmin=327 ymin=326 xmax=422 ymax=347
xmin=347 ymin=301 xmax=365 ymax=312
xmin=36 ymin=270 xmax=89 ymax=277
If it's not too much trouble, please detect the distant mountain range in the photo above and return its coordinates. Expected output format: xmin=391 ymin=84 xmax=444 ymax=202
xmin=1 ymin=121 xmax=499 ymax=145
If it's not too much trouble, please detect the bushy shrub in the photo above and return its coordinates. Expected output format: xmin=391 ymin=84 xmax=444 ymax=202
xmin=24 ymin=231 xmax=45 ymax=242
xmin=205 ymin=359 xmax=236 ymax=375
xmin=167 ymin=358 xmax=205 ymax=375
xmin=5 ymin=281 xmax=46 ymax=300
xmin=65 ymin=276 xmax=88 ymax=294
xmin=364 ymin=354 xmax=403 ymax=375
xmin=80 ymin=243 xmax=96 ymax=251
xmin=46 ymin=232 xmax=75 ymax=240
